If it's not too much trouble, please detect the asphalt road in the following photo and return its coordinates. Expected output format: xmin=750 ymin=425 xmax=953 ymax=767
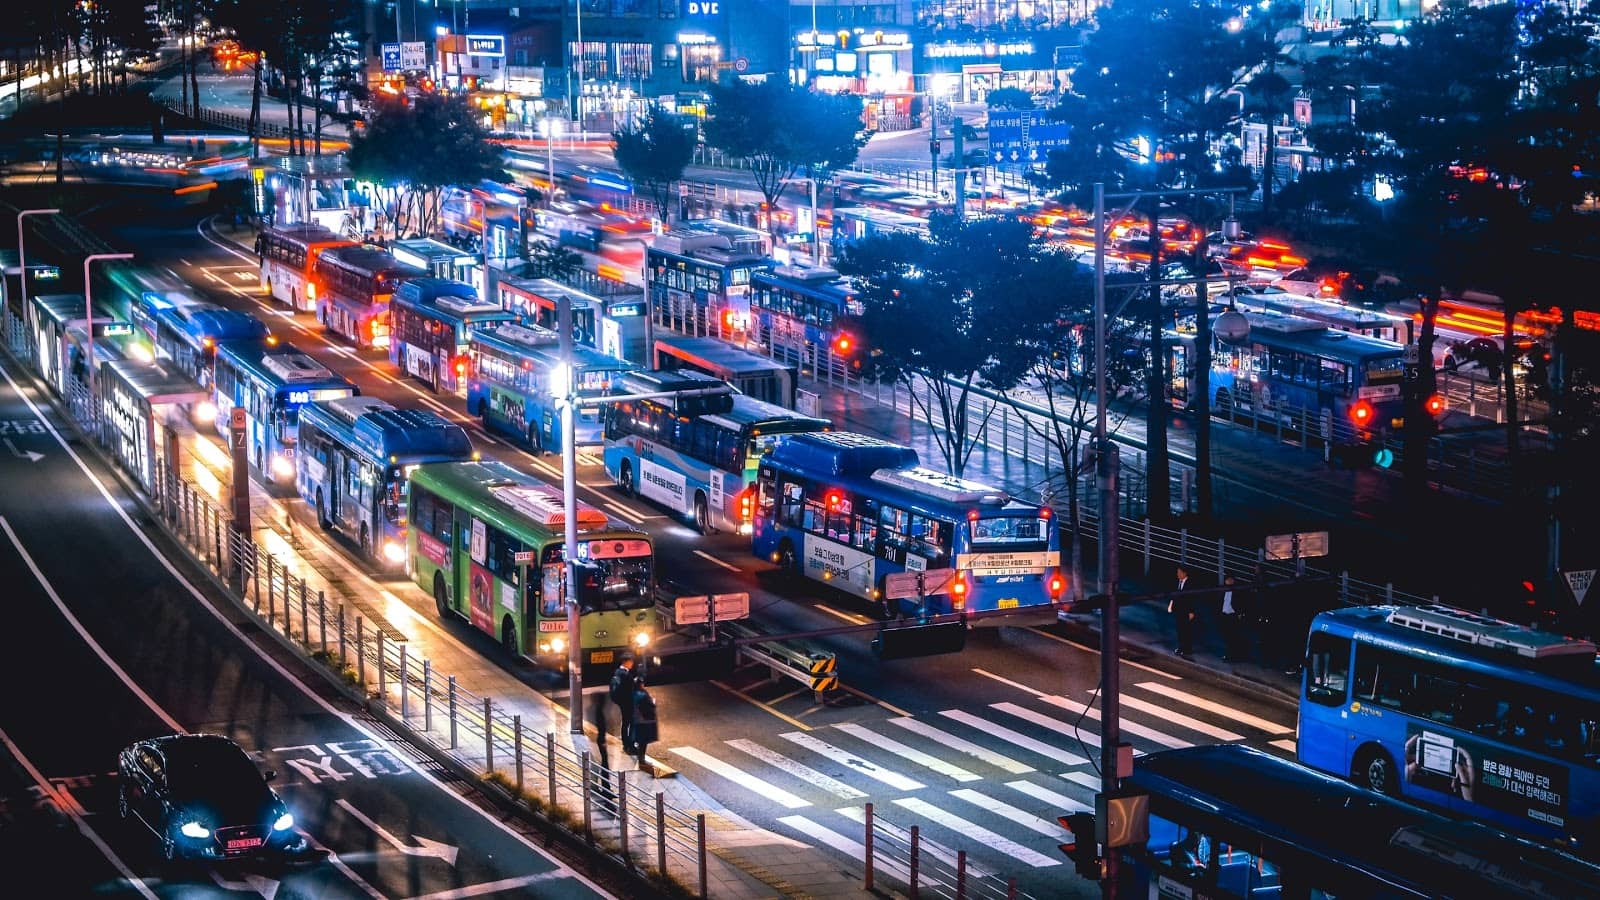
xmin=0 ymin=356 xmax=613 ymax=898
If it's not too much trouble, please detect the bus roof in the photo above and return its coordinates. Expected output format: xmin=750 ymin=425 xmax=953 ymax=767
xmin=393 ymin=279 xmax=511 ymax=322
xmin=767 ymin=432 xmax=1020 ymax=513
xmin=702 ymin=394 xmax=830 ymax=432
xmin=752 ymin=265 xmax=857 ymax=300
xmin=263 ymin=222 xmax=352 ymax=249
xmin=1130 ymin=745 xmax=1600 ymax=899
xmin=307 ymin=396 xmax=473 ymax=463
xmin=410 ymin=461 xmax=630 ymax=541
xmin=1314 ymin=604 xmax=1600 ymax=690
xmin=162 ymin=303 xmax=269 ymax=344
xmin=318 ymin=246 xmax=424 ymax=279
xmin=471 ymin=323 xmax=634 ymax=371
xmin=1232 ymin=311 xmax=1404 ymax=364
xmin=654 ymin=335 xmax=794 ymax=376
xmin=1257 ymin=294 xmax=1408 ymax=329
xmin=216 ymin=340 xmax=356 ymax=393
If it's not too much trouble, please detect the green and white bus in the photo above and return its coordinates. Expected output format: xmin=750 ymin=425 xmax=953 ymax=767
xmin=407 ymin=460 xmax=657 ymax=670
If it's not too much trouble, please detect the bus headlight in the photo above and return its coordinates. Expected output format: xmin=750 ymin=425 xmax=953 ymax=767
xmin=549 ymin=637 xmax=566 ymax=653
xmin=633 ymin=632 xmax=651 ymax=648
xmin=382 ymin=540 xmax=405 ymax=564
xmin=270 ymin=453 xmax=295 ymax=481
xmin=192 ymin=400 xmax=217 ymax=426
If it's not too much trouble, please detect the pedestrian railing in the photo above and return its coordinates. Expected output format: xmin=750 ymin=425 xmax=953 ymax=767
xmin=863 ymin=802 xmax=1030 ymax=900
xmin=152 ymin=93 xmax=292 ymax=139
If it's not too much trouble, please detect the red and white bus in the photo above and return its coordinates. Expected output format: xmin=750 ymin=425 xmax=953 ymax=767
xmin=256 ymin=223 xmax=355 ymax=313
xmin=312 ymin=246 xmax=423 ymax=349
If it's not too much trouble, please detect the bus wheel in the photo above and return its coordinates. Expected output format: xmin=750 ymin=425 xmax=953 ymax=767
xmin=433 ymin=572 xmax=451 ymax=619
xmin=359 ymin=524 xmax=370 ymax=560
xmin=619 ymin=461 xmax=635 ymax=497
xmin=315 ymin=490 xmax=329 ymax=529
xmin=500 ymin=616 xmax=518 ymax=656
xmin=693 ymin=493 xmax=711 ymax=534
xmin=1354 ymin=745 xmax=1399 ymax=796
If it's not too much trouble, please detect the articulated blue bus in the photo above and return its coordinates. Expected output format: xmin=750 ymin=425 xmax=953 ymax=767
xmin=389 ymin=277 xmax=517 ymax=394
xmin=296 ymin=396 xmax=474 ymax=569
xmin=752 ymin=432 xmax=1064 ymax=618
xmin=466 ymin=322 xmax=635 ymax=450
xmin=1120 ymin=744 xmax=1600 ymax=898
xmin=602 ymin=370 xmax=830 ymax=533
xmin=1298 ymin=604 xmax=1600 ymax=856
xmin=213 ymin=341 xmax=358 ymax=485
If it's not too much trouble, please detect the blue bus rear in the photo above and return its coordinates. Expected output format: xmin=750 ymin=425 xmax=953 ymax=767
xmin=752 ymin=432 xmax=1064 ymax=617
xmin=213 ymin=340 xmax=358 ymax=485
xmin=389 ymin=277 xmax=516 ymax=394
xmin=296 ymin=396 xmax=473 ymax=568
xmin=467 ymin=322 xmax=634 ymax=450
xmin=1298 ymin=604 xmax=1600 ymax=853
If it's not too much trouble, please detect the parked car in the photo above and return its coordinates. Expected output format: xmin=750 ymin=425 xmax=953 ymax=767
xmin=118 ymin=734 xmax=304 ymax=862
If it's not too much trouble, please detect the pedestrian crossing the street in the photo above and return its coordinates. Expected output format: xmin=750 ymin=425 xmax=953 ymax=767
xmin=669 ymin=679 xmax=1296 ymax=883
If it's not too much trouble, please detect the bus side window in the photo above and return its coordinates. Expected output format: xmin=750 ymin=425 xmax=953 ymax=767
xmin=1304 ymin=632 xmax=1350 ymax=706
xmin=778 ymin=480 xmax=804 ymax=529
xmin=854 ymin=499 xmax=878 ymax=552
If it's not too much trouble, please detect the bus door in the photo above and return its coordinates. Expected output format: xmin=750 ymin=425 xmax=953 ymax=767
xmin=539 ymin=559 xmax=567 ymax=639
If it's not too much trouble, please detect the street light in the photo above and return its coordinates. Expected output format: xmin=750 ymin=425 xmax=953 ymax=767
xmin=17 ymin=208 xmax=61 ymax=334
xmin=550 ymin=356 xmax=585 ymax=732
xmin=83 ymin=252 xmax=134 ymax=402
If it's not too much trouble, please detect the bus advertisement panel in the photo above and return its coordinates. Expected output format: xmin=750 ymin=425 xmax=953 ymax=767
xmin=296 ymin=396 xmax=474 ymax=569
xmin=603 ymin=371 xmax=830 ymax=533
xmin=1297 ymin=604 xmax=1600 ymax=853
xmin=407 ymin=461 xmax=656 ymax=669
xmin=753 ymin=432 xmax=1064 ymax=618
xmin=389 ymin=278 xmax=516 ymax=394
xmin=256 ymin=223 xmax=355 ymax=312
xmin=213 ymin=341 xmax=358 ymax=484
xmin=466 ymin=322 xmax=635 ymax=450
xmin=313 ymin=246 xmax=422 ymax=349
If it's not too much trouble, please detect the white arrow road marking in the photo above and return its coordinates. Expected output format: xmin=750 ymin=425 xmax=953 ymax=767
xmin=209 ymin=871 xmax=281 ymax=898
xmin=3 ymin=438 xmax=43 ymax=462
xmin=335 ymin=798 xmax=460 ymax=865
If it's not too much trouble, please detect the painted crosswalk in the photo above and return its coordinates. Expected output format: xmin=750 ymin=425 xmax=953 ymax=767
xmin=832 ymin=722 xmax=982 ymax=783
xmin=1039 ymin=695 xmax=1190 ymax=749
xmin=728 ymin=739 xmax=868 ymax=800
xmin=940 ymin=709 xmax=1088 ymax=766
xmin=1131 ymin=681 xmax=1294 ymax=734
xmin=949 ymin=788 xmax=1068 ymax=838
xmin=892 ymin=798 xmax=1061 ymax=868
xmin=668 ymin=746 xmax=810 ymax=809
xmin=887 ymin=717 xmax=1035 ymax=775
xmin=780 ymin=732 xmax=925 ymax=791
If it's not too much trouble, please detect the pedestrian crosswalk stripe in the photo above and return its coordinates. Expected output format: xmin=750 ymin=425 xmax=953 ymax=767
xmin=727 ymin=739 xmax=868 ymax=800
xmin=780 ymin=732 xmax=925 ymax=791
xmin=832 ymin=722 xmax=982 ymax=783
xmin=1131 ymin=682 xmax=1293 ymax=734
xmin=1006 ymin=779 xmax=1091 ymax=813
xmin=1115 ymin=694 xmax=1246 ymax=742
xmin=836 ymin=806 xmax=992 ymax=878
xmin=949 ymin=788 xmax=1070 ymax=838
xmin=887 ymin=717 xmax=1034 ymax=775
xmin=892 ymin=798 xmax=1061 ymax=868
xmin=777 ymin=815 xmax=912 ymax=884
xmin=1059 ymin=771 xmax=1101 ymax=792
xmin=1039 ymin=696 xmax=1190 ymax=749
xmin=668 ymin=747 xmax=810 ymax=809
xmin=1269 ymin=738 xmax=1297 ymax=754
xmin=941 ymin=709 xmax=1085 ymax=765
xmin=990 ymin=702 xmax=1098 ymax=757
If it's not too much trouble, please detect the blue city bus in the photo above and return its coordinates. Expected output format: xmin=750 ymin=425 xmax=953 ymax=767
xmin=752 ymin=432 xmax=1064 ymax=617
xmin=1173 ymin=310 xmax=1406 ymax=436
xmin=830 ymin=205 xmax=928 ymax=251
xmin=603 ymin=371 xmax=830 ymax=533
xmin=296 ymin=396 xmax=474 ymax=569
xmin=646 ymin=223 xmax=770 ymax=335
xmin=213 ymin=340 xmax=358 ymax=485
xmin=750 ymin=264 xmax=863 ymax=373
xmin=1297 ymin=603 xmax=1600 ymax=855
xmin=1116 ymin=744 xmax=1600 ymax=898
xmin=140 ymin=296 xmax=269 ymax=389
xmin=466 ymin=322 xmax=635 ymax=450
xmin=389 ymin=277 xmax=517 ymax=394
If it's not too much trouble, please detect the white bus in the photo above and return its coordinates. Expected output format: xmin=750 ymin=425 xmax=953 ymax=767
xmin=256 ymin=223 xmax=354 ymax=312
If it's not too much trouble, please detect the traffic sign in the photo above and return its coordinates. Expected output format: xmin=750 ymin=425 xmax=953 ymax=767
xmin=381 ymin=43 xmax=402 ymax=72
xmin=733 ymin=56 xmax=750 ymax=74
xmin=1566 ymin=569 xmax=1595 ymax=606
xmin=674 ymin=592 xmax=751 ymax=625
xmin=987 ymin=109 xmax=1069 ymax=167
xmin=884 ymin=569 xmax=958 ymax=600
xmin=1265 ymin=531 xmax=1330 ymax=560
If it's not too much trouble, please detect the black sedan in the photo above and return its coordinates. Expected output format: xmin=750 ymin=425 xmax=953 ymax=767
xmin=118 ymin=734 xmax=305 ymax=861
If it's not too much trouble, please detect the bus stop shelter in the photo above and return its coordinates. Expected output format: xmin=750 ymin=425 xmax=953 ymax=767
xmin=99 ymin=358 xmax=209 ymax=493
xmin=31 ymin=293 xmax=124 ymax=398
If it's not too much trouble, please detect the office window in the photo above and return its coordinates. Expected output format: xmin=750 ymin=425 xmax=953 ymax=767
xmin=614 ymin=42 xmax=652 ymax=79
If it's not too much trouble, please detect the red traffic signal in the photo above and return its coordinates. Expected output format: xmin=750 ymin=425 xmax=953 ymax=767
xmin=1425 ymin=392 xmax=1446 ymax=417
xmin=832 ymin=332 xmax=855 ymax=356
xmin=1058 ymin=812 xmax=1102 ymax=881
xmin=1349 ymin=399 xmax=1375 ymax=427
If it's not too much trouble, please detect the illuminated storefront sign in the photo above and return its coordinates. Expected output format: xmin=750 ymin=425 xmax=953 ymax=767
xmin=466 ymin=35 xmax=505 ymax=57
xmin=925 ymin=40 xmax=1034 ymax=59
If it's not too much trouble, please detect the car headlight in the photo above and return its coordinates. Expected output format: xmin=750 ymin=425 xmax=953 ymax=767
xmin=549 ymin=637 xmax=566 ymax=653
xmin=382 ymin=540 xmax=405 ymax=564
xmin=272 ymin=812 xmax=294 ymax=832
xmin=180 ymin=821 xmax=212 ymax=839
xmin=633 ymin=632 xmax=651 ymax=648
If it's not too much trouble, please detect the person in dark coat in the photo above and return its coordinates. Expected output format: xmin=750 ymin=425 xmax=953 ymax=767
xmin=609 ymin=652 xmax=638 ymax=753
xmin=630 ymin=683 xmax=658 ymax=771
xmin=1170 ymin=566 xmax=1196 ymax=659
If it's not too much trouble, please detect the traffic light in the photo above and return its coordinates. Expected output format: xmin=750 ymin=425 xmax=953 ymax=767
xmin=1349 ymin=399 xmax=1374 ymax=428
xmin=1425 ymin=392 xmax=1446 ymax=418
xmin=1058 ymin=812 xmax=1102 ymax=881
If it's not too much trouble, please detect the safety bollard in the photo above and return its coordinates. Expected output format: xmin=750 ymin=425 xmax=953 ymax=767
xmin=581 ymin=750 xmax=592 ymax=842
xmin=299 ymin=582 xmax=309 ymax=647
xmin=655 ymin=792 xmax=666 ymax=878
xmin=423 ymin=660 xmax=433 ymax=732
xmin=337 ymin=606 xmax=347 ymax=667
xmin=619 ymin=775 xmax=630 ymax=862
xmin=448 ymin=675 xmax=458 ymax=749
xmin=547 ymin=732 xmax=557 ymax=805
xmin=355 ymin=616 xmax=366 ymax=686
xmin=863 ymin=802 xmax=874 ymax=890
xmin=697 ymin=813 xmax=708 ymax=899
xmin=484 ymin=698 xmax=494 ymax=773
xmin=375 ymin=630 xmax=386 ymax=704
xmin=909 ymin=824 xmax=921 ymax=898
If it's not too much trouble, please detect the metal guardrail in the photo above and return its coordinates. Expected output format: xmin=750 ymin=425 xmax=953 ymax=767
xmin=152 ymin=93 xmax=291 ymax=139
xmin=716 ymin=619 xmax=839 ymax=699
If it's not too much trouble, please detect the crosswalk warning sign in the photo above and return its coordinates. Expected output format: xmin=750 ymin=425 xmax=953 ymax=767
xmin=1565 ymin=569 xmax=1595 ymax=607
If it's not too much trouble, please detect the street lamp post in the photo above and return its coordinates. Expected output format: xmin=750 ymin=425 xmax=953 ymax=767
xmin=17 ymin=208 xmax=60 ymax=334
xmin=82 ymin=252 xmax=134 ymax=402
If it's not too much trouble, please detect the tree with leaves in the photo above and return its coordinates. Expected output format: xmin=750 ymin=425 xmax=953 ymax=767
xmin=838 ymin=214 xmax=1063 ymax=477
xmin=612 ymin=105 xmax=697 ymax=222
xmin=984 ymin=86 xmax=1035 ymax=111
xmin=703 ymin=80 xmax=867 ymax=214
xmin=347 ymin=93 xmax=506 ymax=239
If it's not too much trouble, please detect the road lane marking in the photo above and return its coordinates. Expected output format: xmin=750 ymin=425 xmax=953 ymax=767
xmin=777 ymin=815 xmax=912 ymax=884
xmin=403 ymin=871 xmax=574 ymax=900
xmin=0 ymin=727 xmax=160 ymax=900
xmin=1038 ymin=695 xmax=1186 ymax=750
xmin=1025 ymin=627 xmax=1182 ymax=680
xmin=816 ymin=603 xmax=870 ymax=625
xmin=668 ymin=747 xmax=810 ymax=808
xmin=709 ymin=679 xmax=812 ymax=731
xmin=692 ymin=549 xmax=742 ymax=572
xmin=1270 ymin=739 xmax=1297 ymax=754
xmin=1006 ymin=779 xmax=1091 ymax=813
xmin=600 ymin=500 xmax=645 ymax=524
xmin=949 ymin=787 xmax=1069 ymax=838
xmin=835 ymin=805 xmax=991 ymax=876
xmin=1116 ymin=693 xmax=1245 ymax=742
xmin=1059 ymin=771 xmax=1101 ymax=791
xmin=831 ymin=722 xmax=981 ymax=783
xmin=940 ymin=709 xmax=1083 ymax=766
xmin=840 ymin=686 xmax=912 ymax=718
xmin=1129 ymin=682 xmax=1293 ymax=734
xmin=971 ymin=667 xmax=1048 ymax=697
xmin=726 ymin=739 xmax=867 ymax=800
xmin=891 ymin=798 xmax=1060 ymax=868
xmin=886 ymin=717 xmax=1033 ymax=775
xmin=779 ymin=732 xmax=924 ymax=791
xmin=989 ymin=703 xmax=1096 ymax=758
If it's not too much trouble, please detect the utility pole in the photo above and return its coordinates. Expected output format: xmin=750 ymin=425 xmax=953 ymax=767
xmin=1193 ymin=233 xmax=1213 ymax=521
xmin=1144 ymin=216 xmax=1170 ymax=520
xmin=560 ymin=291 xmax=584 ymax=732
xmin=1091 ymin=182 xmax=1123 ymax=897
xmin=952 ymin=117 xmax=965 ymax=222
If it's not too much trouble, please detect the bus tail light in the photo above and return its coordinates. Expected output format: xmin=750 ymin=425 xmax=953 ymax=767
xmin=306 ymin=282 xmax=317 ymax=301
xmin=454 ymin=355 xmax=469 ymax=378
xmin=382 ymin=540 xmax=406 ymax=564
xmin=1425 ymin=392 xmax=1446 ymax=418
xmin=1048 ymin=572 xmax=1066 ymax=600
xmin=950 ymin=573 xmax=969 ymax=610
xmin=1349 ymin=400 xmax=1374 ymax=427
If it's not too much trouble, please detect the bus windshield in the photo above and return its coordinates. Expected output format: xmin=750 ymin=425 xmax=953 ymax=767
xmin=382 ymin=467 xmax=407 ymax=522
xmin=969 ymin=514 xmax=1051 ymax=550
xmin=575 ymin=555 xmax=654 ymax=612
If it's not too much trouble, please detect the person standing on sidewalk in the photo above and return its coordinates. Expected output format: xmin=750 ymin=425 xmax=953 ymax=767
xmin=610 ymin=652 xmax=639 ymax=754
xmin=1170 ymin=566 xmax=1196 ymax=659
xmin=1218 ymin=574 xmax=1245 ymax=662
xmin=630 ymin=682 xmax=659 ymax=771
